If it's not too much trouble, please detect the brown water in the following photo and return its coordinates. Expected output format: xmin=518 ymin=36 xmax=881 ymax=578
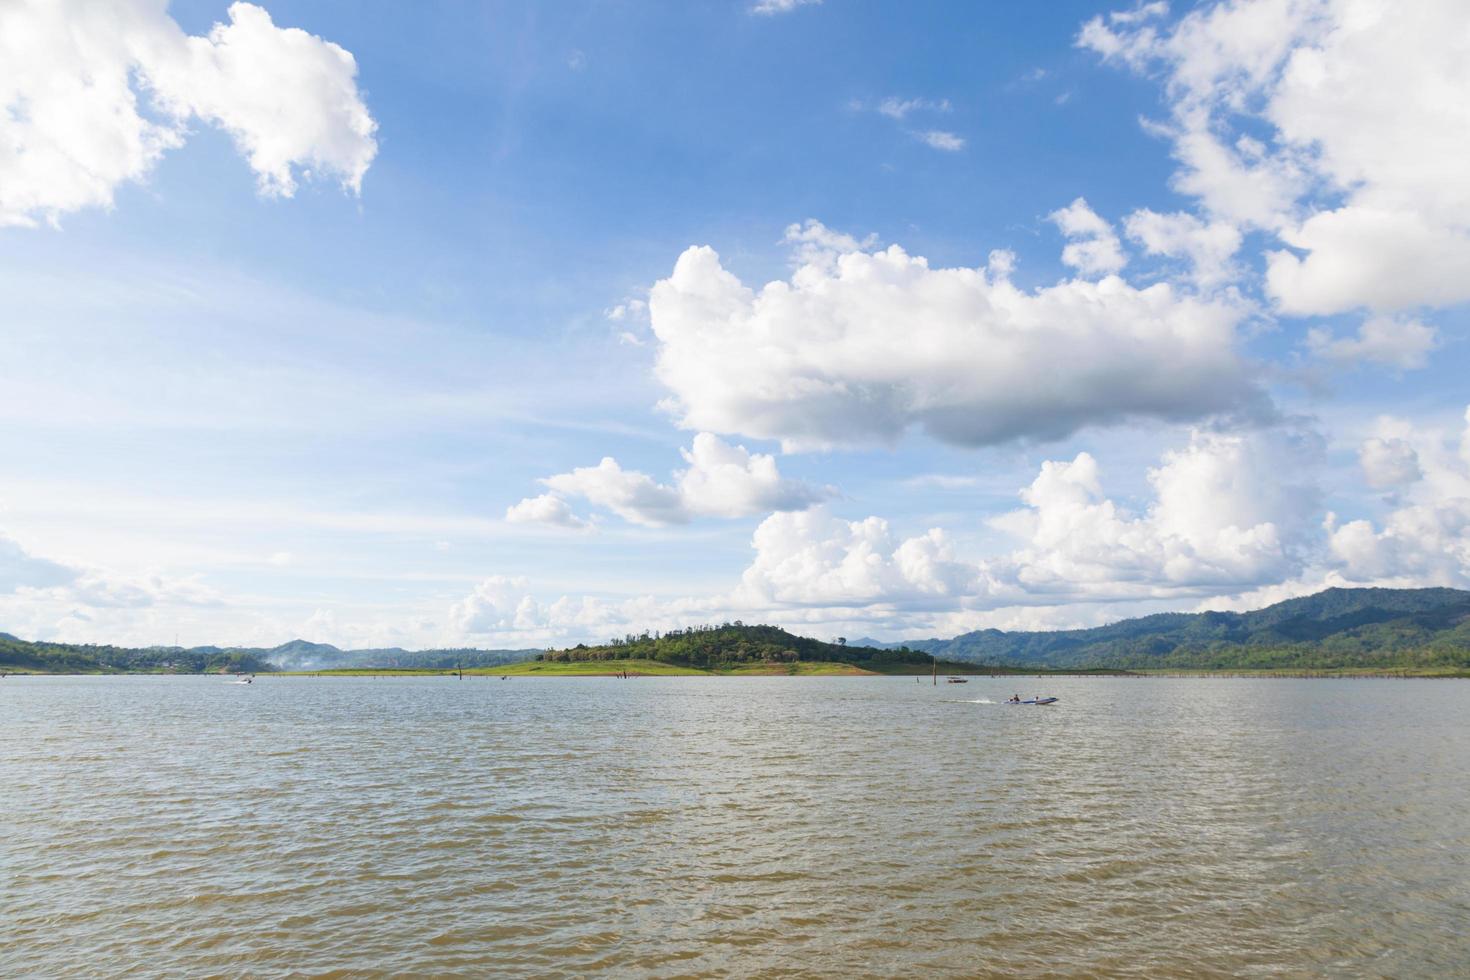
xmin=4 ymin=675 xmax=1469 ymax=977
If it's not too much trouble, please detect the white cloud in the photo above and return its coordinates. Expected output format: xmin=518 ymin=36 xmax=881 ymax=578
xmin=751 ymin=0 xmax=821 ymax=15
xmin=514 ymin=433 xmax=830 ymax=528
xmin=782 ymin=219 xmax=879 ymax=268
xmin=1327 ymin=407 xmax=1470 ymax=586
xmin=1050 ymin=197 xmax=1127 ymax=276
xmin=992 ymin=427 xmax=1321 ymax=594
xmin=448 ymin=573 xmax=727 ymax=645
xmin=1081 ymin=0 xmax=1470 ymax=314
xmin=735 ymin=508 xmax=985 ymax=606
xmin=1124 ymin=208 xmax=1241 ymax=286
xmin=605 ymin=298 xmax=648 ymax=322
xmin=1329 ymin=503 xmax=1470 ymax=585
xmin=0 ymin=0 xmax=376 ymax=227
xmin=916 ymin=129 xmax=966 ymax=152
xmin=1267 ymin=208 xmax=1470 ymax=315
xmin=1108 ymin=2 xmax=1171 ymax=27
xmin=1359 ymin=436 xmax=1422 ymax=491
xmin=145 ymin=3 xmax=376 ymax=198
xmin=648 ymin=224 xmax=1263 ymax=451
xmin=876 ymin=97 xmax=952 ymax=120
xmin=742 ymin=426 xmax=1322 ymax=608
xmin=0 ymin=1 xmax=177 ymax=227
xmin=504 ymin=493 xmax=591 ymax=530
xmin=544 ymin=458 xmax=686 ymax=528
xmin=449 ymin=575 xmax=544 ymax=634
xmin=1306 ymin=316 xmax=1437 ymax=372
xmin=676 ymin=432 xmax=831 ymax=518
xmin=852 ymin=96 xmax=964 ymax=151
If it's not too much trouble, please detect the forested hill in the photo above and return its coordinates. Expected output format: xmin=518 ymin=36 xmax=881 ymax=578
xmin=541 ymin=623 xmax=935 ymax=669
xmin=0 ymin=635 xmax=540 ymax=674
xmin=893 ymin=588 xmax=1470 ymax=670
xmin=0 ymin=636 xmax=279 ymax=675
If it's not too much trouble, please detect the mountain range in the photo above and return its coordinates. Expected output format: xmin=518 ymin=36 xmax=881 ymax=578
xmin=879 ymin=587 xmax=1470 ymax=670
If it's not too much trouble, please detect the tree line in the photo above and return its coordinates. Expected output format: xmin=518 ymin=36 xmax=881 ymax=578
xmin=536 ymin=623 xmax=926 ymax=668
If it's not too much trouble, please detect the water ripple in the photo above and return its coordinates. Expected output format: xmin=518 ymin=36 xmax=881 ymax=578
xmin=3 ymin=675 xmax=1469 ymax=977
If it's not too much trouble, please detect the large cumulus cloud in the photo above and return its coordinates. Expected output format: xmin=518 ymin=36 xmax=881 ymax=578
xmin=647 ymin=224 xmax=1264 ymax=452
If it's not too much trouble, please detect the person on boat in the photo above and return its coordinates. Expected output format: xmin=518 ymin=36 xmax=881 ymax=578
xmin=1008 ymin=694 xmax=1020 ymax=703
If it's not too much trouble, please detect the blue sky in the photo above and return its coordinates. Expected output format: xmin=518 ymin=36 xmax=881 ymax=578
xmin=3 ymin=0 xmax=1468 ymax=648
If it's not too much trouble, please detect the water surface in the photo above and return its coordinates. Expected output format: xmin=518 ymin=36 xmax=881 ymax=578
xmin=5 ymin=675 xmax=1468 ymax=977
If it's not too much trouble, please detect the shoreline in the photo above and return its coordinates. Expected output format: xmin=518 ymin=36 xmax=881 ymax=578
xmin=5 ymin=662 xmax=1468 ymax=679
xmin=281 ymin=668 xmax=1470 ymax=679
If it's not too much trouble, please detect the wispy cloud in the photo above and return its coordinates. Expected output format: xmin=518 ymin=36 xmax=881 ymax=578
xmin=751 ymin=0 xmax=821 ymax=15
xmin=877 ymin=96 xmax=952 ymax=120
xmin=915 ymin=130 xmax=966 ymax=152
xmin=851 ymin=95 xmax=965 ymax=152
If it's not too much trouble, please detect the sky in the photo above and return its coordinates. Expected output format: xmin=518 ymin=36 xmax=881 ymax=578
xmin=2 ymin=0 xmax=1469 ymax=650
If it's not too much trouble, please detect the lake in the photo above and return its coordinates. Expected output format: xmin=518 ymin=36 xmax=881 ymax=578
xmin=5 ymin=675 xmax=1469 ymax=977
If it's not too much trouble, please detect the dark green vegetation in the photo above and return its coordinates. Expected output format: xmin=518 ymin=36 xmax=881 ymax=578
xmin=293 ymin=659 xmax=897 ymax=677
xmin=0 ymin=635 xmax=537 ymax=675
xmin=892 ymin=588 xmax=1470 ymax=672
xmin=0 ymin=634 xmax=277 ymax=674
xmin=537 ymin=623 xmax=969 ymax=672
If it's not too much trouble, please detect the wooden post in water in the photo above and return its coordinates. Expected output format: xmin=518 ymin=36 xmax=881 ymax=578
xmin=932 ymin=654 xmax=937 ymax=686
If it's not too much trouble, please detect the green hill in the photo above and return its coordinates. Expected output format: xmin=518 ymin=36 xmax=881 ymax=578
xmin=895 ymin=587 xmax=1470 ymax=670
xmin=537 ymin=623 xmax=952 ymax=672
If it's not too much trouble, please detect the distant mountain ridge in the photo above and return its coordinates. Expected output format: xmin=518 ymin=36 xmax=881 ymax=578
xmin=259 ymin=641 xmax=539 ymax=671
xmin=890 ymin=587 xmax=1470 ymax=670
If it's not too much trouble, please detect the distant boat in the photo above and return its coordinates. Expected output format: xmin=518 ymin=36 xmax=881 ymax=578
xmin=1006 ymin=696 xmax=1057 ymax=705
xmin=946 ymin=676 xmax=968 ymax=684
